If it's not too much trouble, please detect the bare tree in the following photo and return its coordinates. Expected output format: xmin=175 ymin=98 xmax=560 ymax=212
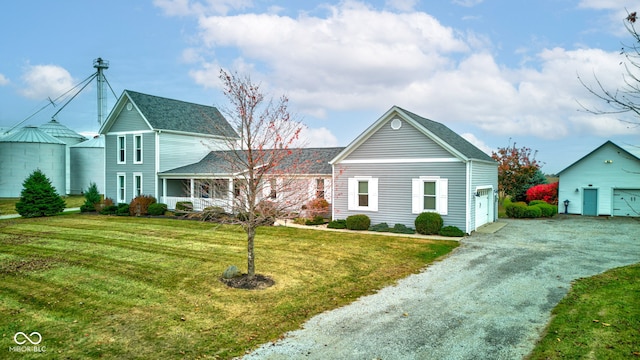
xmin=207 ymin=69 xmax=313 ymax=281
xmin=578 ymin=10 xmax=640 ymax=126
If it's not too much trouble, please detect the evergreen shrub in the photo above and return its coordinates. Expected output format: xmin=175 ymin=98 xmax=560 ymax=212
xmin=505 ymin=202 xmax=528 ymax=218
xmin=532 ymin=202 xmax=557 ymax=217
xmin=148 ymin=203 xmax=168 ymax=216
xmin=369 ymin=223 xmax=390 ymax=232
xmin=15 ymin=169 xmax=66 ymax=218
xmin=390 ymin=223 xmax=415 ymax=234
xmin=414 ymin=212 xmax=443 ymax=235
xmin=81 ymin=182 xmax=101 ymax=212
xmin=439 ymin=226 xmax=465 ymax=237
xmin=346 ymin=214 xmax=371 ymax=230
xmin=327 ymin=219 xmax=347 ymax=229
xmin=115 ymin=203 xmax=129 ymax=216
xmin=100 ymin=205 xmax=118 ymax=215
xmin=305 ymin=216 xmax=326 ymax=225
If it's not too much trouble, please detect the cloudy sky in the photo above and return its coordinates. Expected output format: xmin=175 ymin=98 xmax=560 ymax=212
xmin=1 ymin=0 xmax=639 ymax=173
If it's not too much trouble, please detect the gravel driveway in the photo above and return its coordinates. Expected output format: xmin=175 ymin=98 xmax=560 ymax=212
xmin=241 ymin=216 xmax=640 ymax=360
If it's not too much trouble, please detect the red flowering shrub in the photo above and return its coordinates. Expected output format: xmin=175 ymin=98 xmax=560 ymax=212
xmin=526 ymin=182 xmax=558 ymax=205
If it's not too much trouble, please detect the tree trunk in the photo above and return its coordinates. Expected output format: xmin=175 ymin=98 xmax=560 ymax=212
xmin=247 ymin=224 xmax=256 ymax=277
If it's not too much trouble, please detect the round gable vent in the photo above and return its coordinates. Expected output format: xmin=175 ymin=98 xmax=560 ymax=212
xmin=390 ymin=118 xmax=402 ymax=130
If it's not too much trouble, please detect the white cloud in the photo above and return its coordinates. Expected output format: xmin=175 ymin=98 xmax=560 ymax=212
xmin=19 ymin=64 xmax=76 ymax=100
xmin=461 ymin=132 xmax=493 ymax=155
xmin=165 ymin=1 xmax=640 ymax=142
xmin=296 ymin=126 xmax=339 ymax=148
xmin=0 ymin=73 xmax=9 ymax=86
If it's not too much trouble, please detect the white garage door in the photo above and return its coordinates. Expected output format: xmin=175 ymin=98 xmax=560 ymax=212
xmin=612 ymin=189 xmax=640 ymax=217
xmin=475 ymin=188 xmax=491 ymax=228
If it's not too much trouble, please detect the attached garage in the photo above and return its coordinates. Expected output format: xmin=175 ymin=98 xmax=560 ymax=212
xmin=612 ymin=189 xmax=640 ymax=217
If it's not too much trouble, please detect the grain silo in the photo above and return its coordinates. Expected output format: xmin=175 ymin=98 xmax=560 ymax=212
xmin=39 ymin=119 xmax=87 ymax=194
xmin=0 ymin=126 xmax=66 ymax=198
xmin=70 ymin=135 xmax=105 ymax=195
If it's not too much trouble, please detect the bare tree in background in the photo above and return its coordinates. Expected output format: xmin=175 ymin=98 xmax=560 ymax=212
xmin=207 ymin=69 xmax=312 ymax=281
xmin=578 ymin=10 xmax=640 ymax=127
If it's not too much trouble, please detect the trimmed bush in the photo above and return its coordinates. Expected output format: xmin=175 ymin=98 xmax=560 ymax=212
xmin=116 ymin=203 xmax=130 ymax=216
xmin=15 ymin=169 xmax=66 ymax=218
xmin=175 ymin=201 xmax=193 ymax=211
xmin=100 ymin=205 xmax=118 ymax=215
xmin=327 ymin=219 xmax=347 ymax=229
xmin=439 ymin=226 xmax=465 ymax=237
xmin=129 ymin=195 xmax=157 ymax=216
xmin=390 ymin=223 xmax=415 ymax=234
xmin=369 ymin=223 xmax=390 ymax=232
xmin=522 ymin=206 xmax=542 ymax=218
xmin=505 ymin=201 xmax=528 ymax=218
xmin=346 ymin=214 xmax=371 ymax=230
xmin=415 ymin=212 xmax=443 ymax=235
xmin=532 ymin=202 xmax=557 ymax=217
xmin=305 ymin=215 xmax=326 ymax=226
xmin=148 ymin=203 xmax=168 ymax=216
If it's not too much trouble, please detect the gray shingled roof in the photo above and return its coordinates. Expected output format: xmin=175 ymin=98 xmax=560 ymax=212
xmin=125 ymin=90 xmax=238 ymax=138
xmin=161 ymin=147 xmax=345 ymax=176
xmin=399 ymin=107 xmax=495 ymax=162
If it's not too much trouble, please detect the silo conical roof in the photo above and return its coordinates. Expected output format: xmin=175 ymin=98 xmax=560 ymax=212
xmin=0 ymin=126 xmax=65 ymax=144
xmin=70 ymin=135 xmax=105 ymax=148
xmin=39 ymin=119 xmax=87 ymax=141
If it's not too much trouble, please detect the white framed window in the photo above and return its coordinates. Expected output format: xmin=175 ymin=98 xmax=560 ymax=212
xmin=117 ymin=136 xmax=126 ymax=164
xmin=117 ymin=173 xmax=126 ymax=203
xmin=134 ymin=173 xmax=143 ymax=197
xmin=134 ymin=135 xmax=143 ymax=164
xmin=347 ymin=177 xmax=378 ymax=211
xmin=412 ymin=177 xmax=448 ymax=215
xmin=316 ymin=178 xmax=325 ymax=199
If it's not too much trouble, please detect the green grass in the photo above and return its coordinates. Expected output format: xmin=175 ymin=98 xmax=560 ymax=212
xmin=527 ymin=264 xmax=640 ymax=359
xmin=0 ymin=196 xmax=85 ymax=215
xmin=0 ymin=215 xmax=458 ymax=359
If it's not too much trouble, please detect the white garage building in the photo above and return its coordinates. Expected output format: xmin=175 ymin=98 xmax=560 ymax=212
xmin=558 ymin=141 xmax=640 ymax=217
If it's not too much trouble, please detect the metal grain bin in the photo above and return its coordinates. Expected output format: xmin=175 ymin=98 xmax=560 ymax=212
xmin=40 ymin=119 xmax=87 ymax=194
xmin=69 ymin=135 xmax=105 ymax=195
xmin=0 ymin=126 xmax=66 ymax=198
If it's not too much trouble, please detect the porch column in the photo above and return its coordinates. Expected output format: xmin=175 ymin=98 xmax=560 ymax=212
xmin=162 ymin=178 xmax=167 ymax=203
xmin=228 ymin=178 xmax=234 ymax=213
xmin=190 ymin=178 xmax=195 ymax=201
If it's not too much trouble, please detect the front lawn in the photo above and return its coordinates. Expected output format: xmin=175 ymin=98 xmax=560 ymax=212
xmin=527 ymin=263 xmax=640 ymax=359
xmin=0 ymin=215 xmax=458 ymax=359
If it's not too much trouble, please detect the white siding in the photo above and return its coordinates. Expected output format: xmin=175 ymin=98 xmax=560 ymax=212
xmin=559 ymin=142 xmax=640 ymax=216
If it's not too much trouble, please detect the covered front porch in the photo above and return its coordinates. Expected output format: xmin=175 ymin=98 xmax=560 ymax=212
xmin=159 ymin=177 xmax=235 ymax=212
